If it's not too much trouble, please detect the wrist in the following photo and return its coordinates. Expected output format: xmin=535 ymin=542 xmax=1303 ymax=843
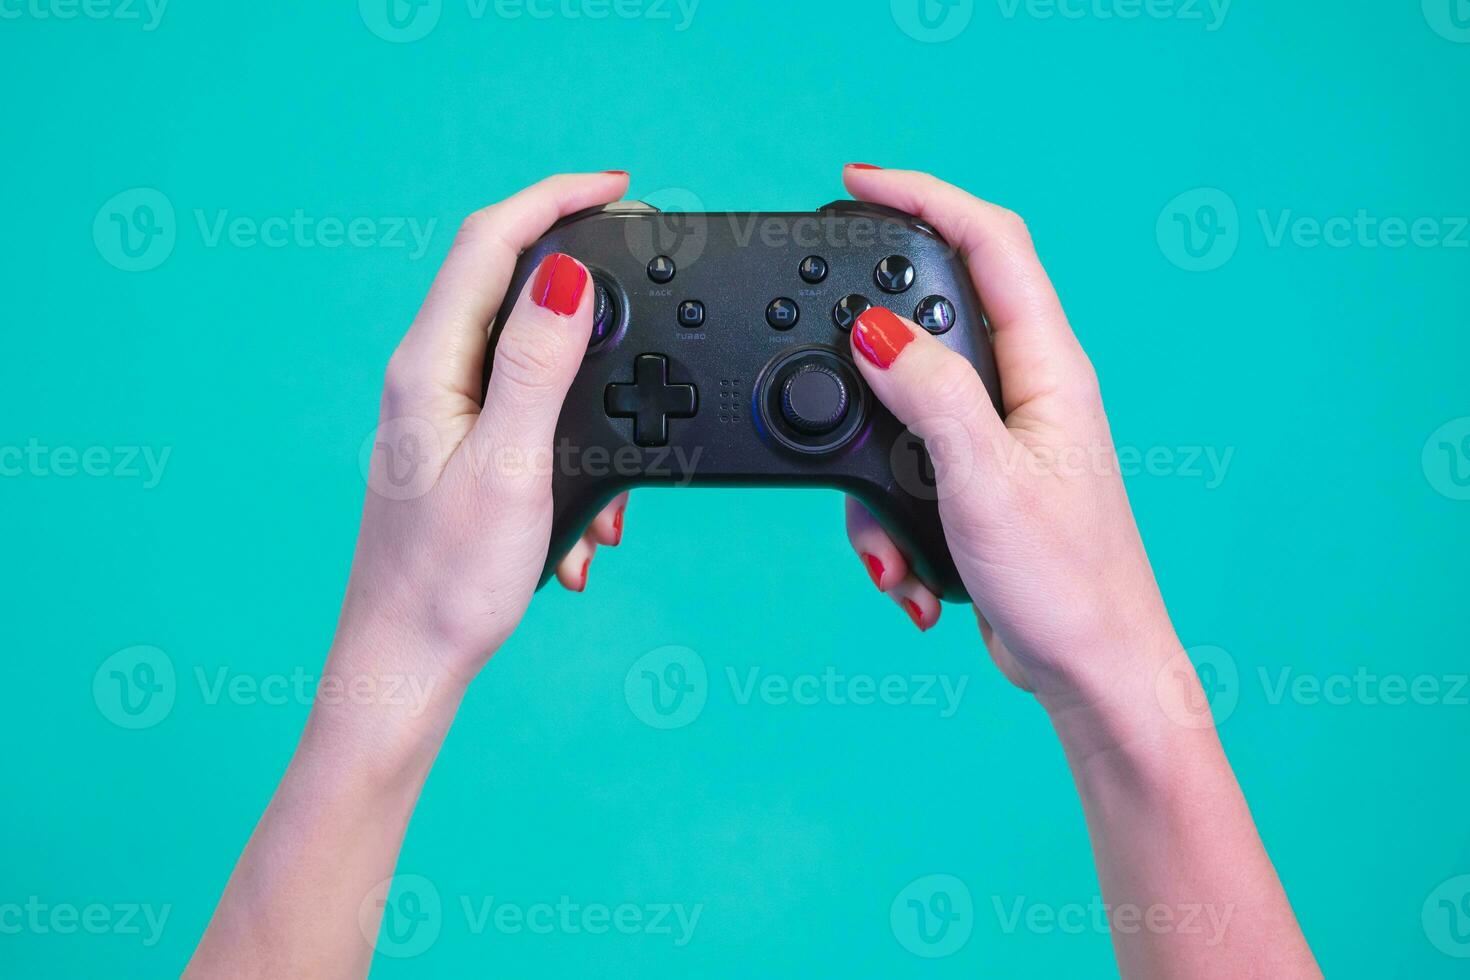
xmin=293 ymin=628 xmax=473 ymax=795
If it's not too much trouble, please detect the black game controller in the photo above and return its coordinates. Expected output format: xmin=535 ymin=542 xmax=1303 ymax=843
xmin=484 ymin=199 xmax=1002 ymax=601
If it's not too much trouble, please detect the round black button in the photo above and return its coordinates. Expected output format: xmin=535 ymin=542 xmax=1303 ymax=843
xmin=767 ymin=297 xmax=800 ymax=330
xmin=875 ymin=255 xmax=916 ymax=294
xmin=677 ymin=300 xmax=705 ymax=328
xmin=591 ymin=278 xmax=619 ymax=347
xmin=780 ymin=364 xmax=850 ymax=436
xmin=799 ymin=255 xmax=828 ymax=284
xmin=647 ymin=255 xmax=675 ymax=284
xmin=914 ymin=295 xmax=956 ymax=334
xmin=832 ymin=294 xmax=872 ymax=331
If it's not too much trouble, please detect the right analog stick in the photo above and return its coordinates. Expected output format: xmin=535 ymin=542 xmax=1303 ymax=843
xmin=780 ymin=363 xmax=850 ymax=436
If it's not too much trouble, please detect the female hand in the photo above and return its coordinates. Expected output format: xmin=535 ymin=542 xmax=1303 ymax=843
xmin=839 ymin=166 xmax=1319 ymax=979
xmin=839 ymin=166 xmax=1175 ymax=710
xmin=340 ymin=172 xmax=632 ymax=697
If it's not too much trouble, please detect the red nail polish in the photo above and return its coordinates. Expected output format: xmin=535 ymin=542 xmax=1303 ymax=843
xmin=902 ymin=598 xmax=926 ymax=630
xmin=852 ymin=307 xmax=914 ymax=370
xmin=530 ymin=252 xmax=588 ymax=317
xmin=613 ymin=508 xmax=625 ymax=545
xmin=603 ymin=170 xmax=629 ymax=176
xmin=578 ymin=558 xmax=590 ymax=592
xmin=862 ymin=553 xmax=885 ymax=589
xmin=846 ymin=163 xmax=883 ymax=170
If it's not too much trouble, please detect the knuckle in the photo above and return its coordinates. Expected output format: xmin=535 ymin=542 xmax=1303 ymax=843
xmin=996 ymin=207 xmax=1033 ymax=245
xmin=491 ymin=328 xmax=566 ymax=394
xmin=925 ymin=356 xmax=985 ymax=416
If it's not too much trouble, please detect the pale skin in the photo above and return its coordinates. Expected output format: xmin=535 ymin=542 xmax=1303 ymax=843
xmin=186 ymin=167 xmax=1319 ymax=978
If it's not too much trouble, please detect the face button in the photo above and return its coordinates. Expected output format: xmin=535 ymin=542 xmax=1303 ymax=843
xmin=914 ymin=295 xmax=956 ymax=334
xmin=780 ymin=363 xmax=850 ymax=436
xmin=832 ymin=294 xmax=872 ymax=331
xmin=799 ymin=255 xmax=829 ymax=284
xmin=767 ymin=297 xmax=800 ymax=330
xmin=604 ymin=354 xmax=698 ymax=448
xmin=591 ymin=278 xmax=619 ymax=346
xmin=677 ymin=300 xmax=705 ymax=328
xmin=875 ymin=255 xmax=916 ymax=294
xmin=647 ymin=255 xmax=676 ymax=284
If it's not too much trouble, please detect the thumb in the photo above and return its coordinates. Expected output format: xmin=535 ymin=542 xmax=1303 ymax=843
xmin=849 ymin=306 xmax=1013 ymax=499
xmin=465 ymin=251 xmax=593 ymax=492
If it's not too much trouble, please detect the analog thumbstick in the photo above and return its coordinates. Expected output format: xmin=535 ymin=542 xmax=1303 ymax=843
xmin=780 ymin=364 xmax=850 ymax=436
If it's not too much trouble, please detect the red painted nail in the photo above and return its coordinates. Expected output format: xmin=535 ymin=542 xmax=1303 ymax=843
xmin=846 ymin=163 xmax=883 ymax=170
xmin=612 ymin=508 xmax=625 ymax=545
xmin=530 ymin=252 xmax=588 ymax=317
xmin=603 ymin=170 xmax=629 ymax=176
xmin=852 ymin=307 xmax=915 ymax=370
xmin=862 ymin=553 xmax=885 ymax=590
xmin=902 ymin=598 xmax=927 ymax=631
xmin=577 ymin=558 xmax=591 ymax=592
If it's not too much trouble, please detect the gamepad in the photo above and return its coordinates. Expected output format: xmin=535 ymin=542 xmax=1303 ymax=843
xmin=483 ymin=199 xmax=1002 ymax=602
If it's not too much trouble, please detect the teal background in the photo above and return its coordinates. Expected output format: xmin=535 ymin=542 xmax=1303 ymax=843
xmin=3 ymin=2 xmax=1469 ymax=976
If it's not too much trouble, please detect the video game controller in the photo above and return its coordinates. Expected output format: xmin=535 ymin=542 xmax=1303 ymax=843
xmin=483 ymin=199 xmax=1002 ymax=602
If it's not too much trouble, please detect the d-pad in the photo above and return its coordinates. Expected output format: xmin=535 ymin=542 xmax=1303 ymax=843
xmin=604 ymin=354 xmax=698 ymax=447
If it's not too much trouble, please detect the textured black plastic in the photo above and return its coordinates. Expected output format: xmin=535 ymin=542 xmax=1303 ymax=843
xmin=482 ymin=201 xmax=1002 ymax=601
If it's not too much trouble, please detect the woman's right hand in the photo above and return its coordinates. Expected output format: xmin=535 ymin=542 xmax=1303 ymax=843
xmin=837 ymin=166 xmax=1180 ymax=714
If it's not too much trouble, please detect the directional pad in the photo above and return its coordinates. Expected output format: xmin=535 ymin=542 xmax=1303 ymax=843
xmin=604 ymin=354 xmax=698 ymax=447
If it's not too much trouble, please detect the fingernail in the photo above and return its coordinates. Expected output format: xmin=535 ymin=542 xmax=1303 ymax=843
xmin=530 ymin=252 xmax=588 ymax=317
xmin=902 ymin=598 xmax=928 ymax=631
xmin=603 ymin=170 xmax=629 ymax=176
xmin=577 ymin=558 xmax=590 ymax=593
xmin=853 ymin=307 xmax=914 ymax=370
xmin=612 ymin=508 xmax=625 ymax=545
xmin=862 ymin=553 xmax=885 ymax=590
xmin=846 ymin=163 xmax=883 ymax=170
